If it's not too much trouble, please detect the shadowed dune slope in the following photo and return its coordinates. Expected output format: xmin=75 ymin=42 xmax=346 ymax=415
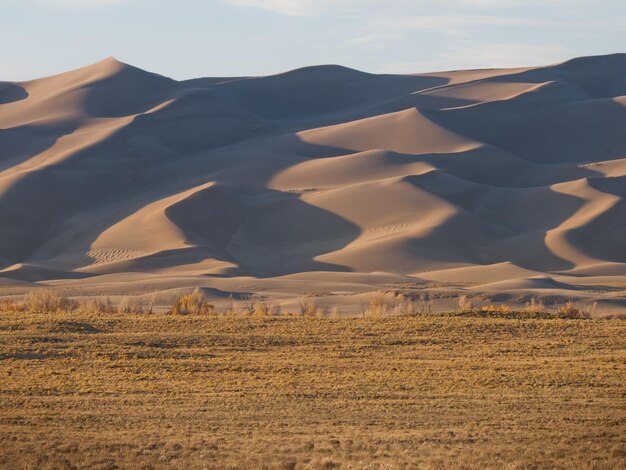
xmin=0 ymin=54 xmax=625 ymax=299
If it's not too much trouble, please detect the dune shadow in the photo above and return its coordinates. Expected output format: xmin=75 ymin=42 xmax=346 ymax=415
xmin=79 ymin=65 xmax=177 ymax=118
xmin=0 ymin=122 xmax=78 ymax=172
xmin=422 ymin=89 xmax=626 ymax=165
xmin=0 ymin=122 xmax=366 ymax=279
xmin=567 ymin=175 xmax=626 ymax=263
xmin=164 ymin=183 xmax=360 ymax=276
xmin=0 ymin=83 xmax=28 ymax=104
xmin=566 ymin=200 xmax=626 ymax=264
xmin=401 ymin=164 xmax=595 ymax=272
xmin=478 ymin=54 xmax=626 ymax=99
xmin=587 ymin=175 xmax=626 ymax=198
xmin=202 ymin=66 xmax=451 ymax=120
xmin=0 ymin=117 xmax=598 ymax=279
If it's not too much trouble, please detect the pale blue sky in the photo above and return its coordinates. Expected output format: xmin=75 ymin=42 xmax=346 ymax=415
xmin=2 ymin=0 xmax=624 ymax=81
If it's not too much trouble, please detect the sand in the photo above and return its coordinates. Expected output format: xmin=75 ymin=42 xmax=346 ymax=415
xmin=0 ymin=54 xmax=625 ymax=313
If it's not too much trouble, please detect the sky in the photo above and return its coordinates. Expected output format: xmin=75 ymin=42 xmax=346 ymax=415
xmin=1 ymin=0 xmax=625 ymax=81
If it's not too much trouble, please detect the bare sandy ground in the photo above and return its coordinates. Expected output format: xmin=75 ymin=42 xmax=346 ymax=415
xmin=0 ymin=54 xmax=625 ymax=313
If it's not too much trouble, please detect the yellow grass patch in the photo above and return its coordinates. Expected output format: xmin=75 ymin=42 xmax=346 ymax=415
xmin=0 ymin=312 xmax=624 ymax=468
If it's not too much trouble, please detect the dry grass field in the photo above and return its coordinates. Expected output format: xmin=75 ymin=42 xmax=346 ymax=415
xmin=0 ymin=310 xmax=624 ymax=469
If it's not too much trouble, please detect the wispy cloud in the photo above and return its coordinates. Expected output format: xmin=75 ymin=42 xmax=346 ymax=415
xmin=225 ymin=0 xmax=460 ymax=17
xmin=224 ymin=0 xmax=614 ymax=37
xmin=226 ymin=0 xmax=619 ymax=73
xmin=225 ymin=0 xmax=324 ymax=16
xmin=225 ymin=0 xmax=603 ymax=17
xmin=368 ymin=14 xmax=564 ymax=39
xmin=372 ymin=14 xmax=561 ymax=32
xmin=33 ymin=0 xmax=130 ymax=8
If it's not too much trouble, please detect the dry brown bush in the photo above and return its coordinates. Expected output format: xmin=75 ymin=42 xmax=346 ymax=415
xmin=316 ymin=304 xmax=331 ymax=318
xmin=415 ymin=293 xmax=434 ymax=314
xmin=298 ymin=297 xmax=317 ymax=317
xmin=223 ymin=296 xmax=236 ymax=315
xmin=270 ymin=303 xmax=282 ymax=316
xmin=481 ymin=304 xmax=513 ymax=315
xmin=556 ymin=301 xmax=591 ymax=319
xmin=253 ymin=301 xmax=270 ymax=316
xmin=366 ymin=298 xmax=389 ymax=317
xmin=457 ymin=294 xmax=474 ymax=312
xmin=146 ymin=291 xmax=158 ymax=314
xmin=237 ymin=296 xmax=261 ymax=315
xmin=117 ymin=296 xmax=148 ymax=314
xmin=0 ymin=298 xmax=24 ymax=313
xmin=524 ymin=297 xmax=545 ymax=315
xmin=76 ymin=297 xmax=114 ymax=314
xmin=393 ymin=299 xmax=416 ymax=316
xmin=391 ymin=293 xmax=434 ymax=316
xmin=252 ymin=301 xmax=281 ymax=316
xmin=169 ymin=289 xmax=215 ymax=315
xmin=24 ymin=289 xmax=75 ymax=313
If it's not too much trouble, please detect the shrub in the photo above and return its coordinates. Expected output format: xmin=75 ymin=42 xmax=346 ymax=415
xmin=117 ymin=296 xmax=147 ymax=314
xmin=524 ymin=297 xmax=545 ymax=315
xmin=146 ymin=291 xmax=158 ymax=314
xmin=253 ymin=301 xmax=270 ymax=316
xmin=298 ymin=297 xmax=317 ymax=317
xmin=394 ymin=299 xmax=416 ymax=316
xmin=169 ymin=288 xmax=215 ymax=315
xmin=366 ymin=298 xmax=389 ymax=317
xmin=24 ymin=289 xmax=74 ymax=313
xmin=252 ymin=301 xmax=281 ymax=316
xmin=457 ymin=294 xmax=474 ymax=312
xmin=481 ymin=304 xmax=512 ymax=315
xmin=585 ymin=301 xmax=598 ymax=317
xmin=0 ymin=298 xmax=24 ymax=313
xmin=388 ymin=293 xmax=435 ymax=316
xmin=76 ymin=297 xmax=114 ymax=314
xmin=316 ymin=304 xmax=331 ymax=318
xmin=415 ymin=293 xmax=434 ymax=314
xmin=223 ymin=296 xmax=237 ymax=315
xmin=556 ymin=301 xmax=590 ymax=319
xmin=241 ymin=297 xmax=256 ymax=315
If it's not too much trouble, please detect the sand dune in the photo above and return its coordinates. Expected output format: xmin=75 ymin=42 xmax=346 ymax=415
xmin=0 ymin=54 xmax=625 ymax=311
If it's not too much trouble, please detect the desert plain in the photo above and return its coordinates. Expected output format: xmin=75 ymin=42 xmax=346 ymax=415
xmin=0 ymin=54 xmax=625 ymax=468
